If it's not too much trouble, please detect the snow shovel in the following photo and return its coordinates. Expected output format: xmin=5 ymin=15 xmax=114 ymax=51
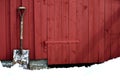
xmin=13 ymin=6 xmax=29 ymax=69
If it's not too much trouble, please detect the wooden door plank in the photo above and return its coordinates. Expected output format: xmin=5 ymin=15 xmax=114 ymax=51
xmin=48 ymin=0 xmax=55 ymax=64
xmin=81 ymin=0 xmax=89 ymax=63
xmin=76 ymin=0 xmax=83 ymax=63
xmin=76 ymin=0 xmax=89 ymax=63
xmin=78 ymin=0 xmax=89 ymax=63
xmin=69 ymin=0 xmax=77 ymax=64
xmin=54 ymin=0 xmax=62 ymax=64
xmin=61 ymin=0 xmax=69 ymax=64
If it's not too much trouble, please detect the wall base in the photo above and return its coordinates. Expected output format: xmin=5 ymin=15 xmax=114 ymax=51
xmin=1 ymin=60 xmax=48 ymax=70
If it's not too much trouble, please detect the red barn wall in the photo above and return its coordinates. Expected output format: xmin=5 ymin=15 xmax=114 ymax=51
xmin=0 ymin=0 xmax=120 ymax=65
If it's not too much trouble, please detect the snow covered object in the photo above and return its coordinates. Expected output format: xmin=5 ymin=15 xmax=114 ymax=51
xmin=0 ymin=61 xmax=3 ymax=68
xmin=13 ymin=50 xmax=29 ymax=69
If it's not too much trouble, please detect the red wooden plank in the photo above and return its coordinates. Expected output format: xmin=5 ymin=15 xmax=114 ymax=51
xmin=16 ymin=0 xmax=21 ymax=49
xmin=74 ymin=0 xmax=88 ymax=63
xmin=22 ymin=0 xmax=30 ymax=49
xmin=81 ymin=0 xmax=89 ymax=63
xmin=34 ymin=0 xmax=42 ymax=59
xmin=76 ymin=0 xmax=83 ymax=63
xmin=0 ymin=0 xmax=7 ymax=60
xmin=5 ymin=0 xmax=11 ymax=60
xmin=61 ymin=0 xmax=69 ymax=64
xmin=118 ymin=1 xmax=120 ymax=57
xmin=98 ymin=0 xmax=105 ymax=62
xmin=41 ymin=0 xmax=48 ymax=59
xmin=104 ymin=0 xmax=112 ymax=61
xmin=88 ymin=0 xmax=95 ymax=62
xmin=93 ymin=0 xmax=99 ymax=63
xmin=76 ymin=0 xmax=89 ymax=63
xmin=111 ymin=0 xmax=120 ymax=58
xmin=69 ymin=0 xmax=77 ymax=64
xmin=10 ymin=0 xmax=21 ymax=59
xmin=33 ymin=0 xmax=49 ymax=60
xmin=54 ymin=0 xmax=62 ymax=64
xmin=28 ymin=0 xmax=35 ymax=59
xmin=48 ymin=0 xmax=55 ymax=64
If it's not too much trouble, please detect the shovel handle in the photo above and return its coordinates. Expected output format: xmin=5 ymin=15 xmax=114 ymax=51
xmin=20 ymin=15 xmax=24 ymax=40
xmin=18 ymin=6 xmax=26 ymax=40
xmin=18 ymin=6 xmax=26 ymax=51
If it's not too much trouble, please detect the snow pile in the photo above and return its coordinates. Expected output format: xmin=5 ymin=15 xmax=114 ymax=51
xmin=0 ymin=61 xmax=3 ymax=68
xmin=84 ymin=58 xmax=120 ymax=80
xmin=0 ymin=57 xmax=120 ymax=80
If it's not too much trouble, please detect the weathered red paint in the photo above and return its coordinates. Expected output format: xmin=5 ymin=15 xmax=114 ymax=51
xmin=99 ymin=0 xmax=105 ymax=62
xmin=0 ymin=0 xmax=120 ymax=65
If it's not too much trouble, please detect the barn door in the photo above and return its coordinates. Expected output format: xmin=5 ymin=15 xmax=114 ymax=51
xmin=47 ymin=0 xmax=84 ymax=65
xmin=47 ymin=0 xmax=69 ymax=64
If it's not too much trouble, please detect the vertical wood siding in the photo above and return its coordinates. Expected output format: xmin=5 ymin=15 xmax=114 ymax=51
xmin=0 ymin=0 xmax=120 ymax=65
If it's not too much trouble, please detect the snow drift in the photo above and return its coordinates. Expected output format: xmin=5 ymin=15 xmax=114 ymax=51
xmin=0 ymin=61 xmax=2 ymax=68
xmin=0 ymin=57 xmax=120 ymax=80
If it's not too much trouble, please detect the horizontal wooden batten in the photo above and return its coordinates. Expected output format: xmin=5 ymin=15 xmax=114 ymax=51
xmin=45 ymin=41 xmax=80 ymax=44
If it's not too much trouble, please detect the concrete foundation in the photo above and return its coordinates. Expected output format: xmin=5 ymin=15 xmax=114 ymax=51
xmin=1 ymin=60 xmax=48 ymax=70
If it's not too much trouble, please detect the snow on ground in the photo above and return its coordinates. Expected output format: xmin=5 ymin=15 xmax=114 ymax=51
xmin=0 ymin=61 xmax=2 ymax=68
xmin=0 ymin=57 xmax=120 ymax=80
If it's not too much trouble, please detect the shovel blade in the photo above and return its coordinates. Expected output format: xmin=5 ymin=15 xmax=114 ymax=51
xmin=13 ymin=49 xmax=29 ymax=69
